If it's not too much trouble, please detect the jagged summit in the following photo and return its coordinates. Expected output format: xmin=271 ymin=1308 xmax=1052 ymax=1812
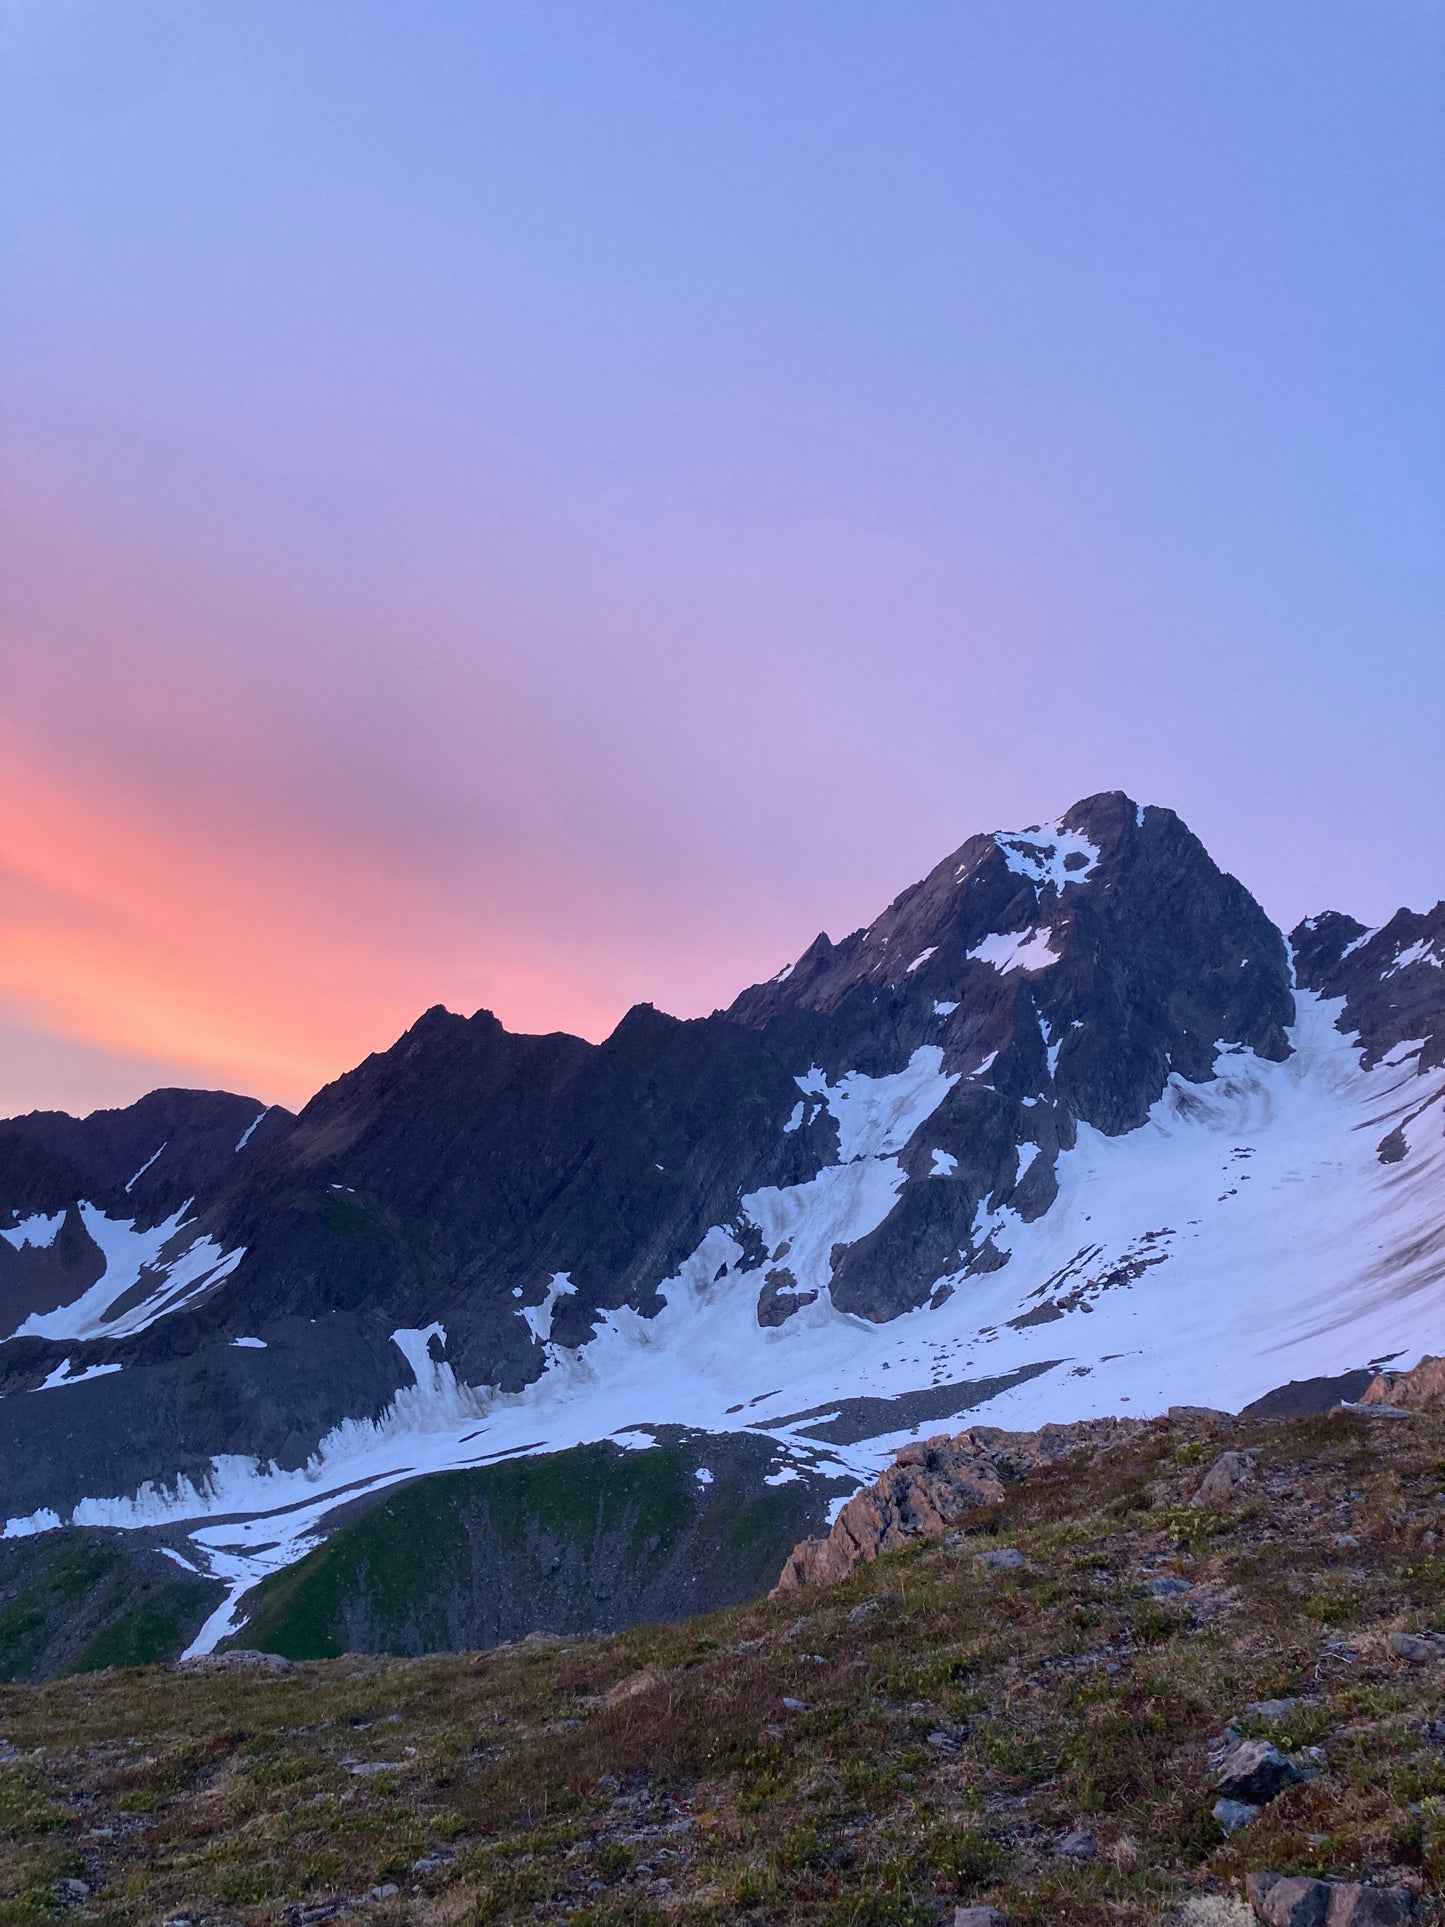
xmin=0 ymin=792 xmax=1441 ymax=1659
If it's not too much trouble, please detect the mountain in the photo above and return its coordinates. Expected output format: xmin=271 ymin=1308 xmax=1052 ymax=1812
xmin=1 ymin=790 xmax=1441 ymax=1670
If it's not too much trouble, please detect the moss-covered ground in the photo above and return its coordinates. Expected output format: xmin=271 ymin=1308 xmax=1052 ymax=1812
xmin=3 ymin=1407 xmax=1445 ymax=1925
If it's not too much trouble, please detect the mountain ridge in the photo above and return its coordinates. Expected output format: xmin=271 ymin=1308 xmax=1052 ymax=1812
xmin=1 ymin=790 xmax=1441 ymax=1664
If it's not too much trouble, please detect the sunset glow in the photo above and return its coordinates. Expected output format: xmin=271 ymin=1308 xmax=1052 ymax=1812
xmin=3 ymin=3 xmax=1440 ymax=1116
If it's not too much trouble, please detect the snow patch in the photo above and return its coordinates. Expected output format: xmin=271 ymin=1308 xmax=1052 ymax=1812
xmin=994 ymin=821 xmax=1100 ymax=892
xmin=906 ymin=946 xmax=937 ymax=974
xmin=124 ymin=1143 xmax=166 ymax=1194
xmin=7 ymin=1205 xmax=244 ymax=1345
xmin=930 ymin=1148 xmax=958 ymax=1178
xmin=1 ymin=1212 xmax=65 ymax=1252
xmin=1385 ymin=937 xmax=1442 ymax=979
xmin=234 ymin=1109 xmax=268 ymax=1153
xmin=33 ymin=1358 xmax=123 ymax=1392
xmin=969 ymin=927 xmax=1058 ymax=974
xmin=231 ymin=1336 xmax=267 ymax=1350
xmin=932 ymin=1000 xmax=959 ymax=1018
xmin=694 ymin=1467 xmax=714 ymax=1485
xmin=794 ymin=1047 xmax=958 ymax=1163
xmin=519 ymin=1274 xmax=578 ymax=1346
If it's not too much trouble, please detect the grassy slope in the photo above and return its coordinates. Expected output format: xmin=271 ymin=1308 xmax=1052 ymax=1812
xmin=235 ymin=1436 xmax=845 ymax=1661
xmin=0 ymin=1535 xmax=220 ymax=1685
xmin=3 ymin=1408 xmax=1445 ymax=1924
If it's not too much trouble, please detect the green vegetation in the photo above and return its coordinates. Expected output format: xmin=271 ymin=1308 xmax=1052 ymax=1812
xmin=3 ymin=1408 xmax=1445 ymax=1923
xmin=0 ymin=1536 xmax=218 ymax=1684
xmin=234 ymin=1435 xmax=833 ymax=1661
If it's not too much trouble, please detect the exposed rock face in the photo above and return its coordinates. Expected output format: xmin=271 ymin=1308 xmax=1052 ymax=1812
xmin=1361 ymin=1355 xmax=1445 ymax=1409
xmin=1292 ymin=903 xmax=1445 ymax=1074
xmin=0 ymin=1088 xmax=293 ymax=1226
xmin=772 ymin=1416 xmax=1144 ymax=1592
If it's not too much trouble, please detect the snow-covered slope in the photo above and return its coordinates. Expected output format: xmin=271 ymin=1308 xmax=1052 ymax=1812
xmin=0 ymin=792 xmax=1441 ymax=1653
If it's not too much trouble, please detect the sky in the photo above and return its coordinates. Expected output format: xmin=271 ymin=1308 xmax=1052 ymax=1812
xmin=1 ymin=1 xmax=1442 ymax=1118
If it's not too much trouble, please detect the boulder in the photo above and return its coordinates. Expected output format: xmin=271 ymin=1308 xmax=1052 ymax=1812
xmin=1388 ymin=1631 xmax=1443 ymax=1665
xmin=1246 ymin=1875 xmax=1414 ymax=1926
xmin=1246 ymin=1876 xmax=1331 ymax=1927
xmin=1192 ymin=1451 xmax=1257 ymax=1509
xmin=1323 ymin=1886 xmax=1414 ymax=1925
xmin=772 ymin=1416 xmax=1143 ymax=1592
xmin=1360 ymin=1355 xmax=1445 ymax=1409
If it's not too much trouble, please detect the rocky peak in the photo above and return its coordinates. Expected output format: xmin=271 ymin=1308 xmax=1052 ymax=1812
xmin=1292 ymin=903 xmax=1445 ymax=1073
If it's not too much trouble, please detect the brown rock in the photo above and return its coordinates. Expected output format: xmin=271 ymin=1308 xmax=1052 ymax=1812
xmin=771 ymin=1416 xmax=1143 ymax=1593
xmin=1360 ymin=1354 xmax=1445 ymax=1409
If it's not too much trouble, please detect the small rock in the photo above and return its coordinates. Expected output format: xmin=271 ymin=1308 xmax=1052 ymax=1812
xmin=1192 ymin=1450 xmax=1256 ymax=1508
xmin=1214 ymin=1739 xmax=1307 ymax=1803
xmin=57 ymin=1879 xmax=91 ymax=1900
xmin=1388 ymin=1631 xmax=1443 ymax=1665
xmin=1146 ymin=1576 xmax=1192 ymax=1597
xmin=343 ymin=1759 xmax=405 ymax=1776
xmin=953 ymin=1910 xmax=1013 ymax=1927
xmin=1334 ymin=1534 xmax=1360 ymax=1549
xmin=1170 ymin=1404 xmax=1230 ymax=1421
xmin=781 ymin=1696 xmax=808 ymax=1711
xmin=975 ymin=1547 xmax=1026 ymax=1571
xmin=1213 ymin=1797 xmax=1261 ymax=1833
xmin=1058 ymin=1827 xmax=1096 ymax=1859
xmin=849 ymin=1590 xmax=902 ymax=1623
xmin=412 ymin=1850 xmax=454 ymax=1873
xmin=0 ymin=1742 xmax=18 ymax=1763
xmin=927 ymin=1728 xmax=961 ymax=1753
xmin=367 ymin=1884 xmax=399 ymax=1901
